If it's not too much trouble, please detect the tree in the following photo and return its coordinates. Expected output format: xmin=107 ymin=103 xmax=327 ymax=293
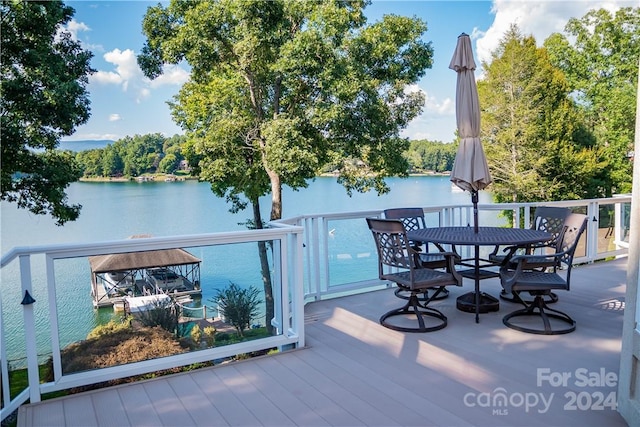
xmin=75 ymin=149 xmax=103 ymax=177
xmin=478 ymin=25 xmax=601 ymax=204
xmin=138 ymin=0 xmax=433 ymax=333
xmin=115 ymin=133 xmax=165 ymax=176
xmin=158 ymin=153 xmax=179 ymax=174
xmin=1 ymin=0 xmax=94 ymax=225
xmin=544 ymin=7 xmax=640 ymax=195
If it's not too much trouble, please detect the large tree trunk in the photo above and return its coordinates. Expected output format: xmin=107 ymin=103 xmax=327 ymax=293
xmin=252 ymin=199 xmax=275 ymax=335
xmin=269 ymin=172 xmax=282 ymax=221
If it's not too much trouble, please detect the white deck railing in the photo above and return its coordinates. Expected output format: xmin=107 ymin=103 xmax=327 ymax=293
xmin=0 ymin=196 xmax=631 ymax=422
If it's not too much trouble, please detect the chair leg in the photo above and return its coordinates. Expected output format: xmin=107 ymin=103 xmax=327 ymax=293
xmin=502 ymin=295 xmax=575 ymax=335
xmin=500 ymin=289 xmax=558 ymax=304
xmin=380 ymin=291 xmax=447 ymax=333
xmin=394 ymin=287 xmax=449 ymax=302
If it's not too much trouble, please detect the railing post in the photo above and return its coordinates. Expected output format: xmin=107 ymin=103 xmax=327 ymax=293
xmin=291 ymin=229 xmax=305 ymax=348
xmin=587 ymin=201 xmax=599 ymax=262
xmin=19 ymin=255 xmax=41 ymax=403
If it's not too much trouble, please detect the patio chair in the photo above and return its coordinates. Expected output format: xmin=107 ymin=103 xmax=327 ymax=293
xmin=383 ymin=207 xmax=460 ymax=301
xmin=491 ymin=206 xmax=571 ymax=304
xmin=367 ymin=218 xmax=463 ymax=332
xmin=499 ymin=213 xmax=587 ymax=335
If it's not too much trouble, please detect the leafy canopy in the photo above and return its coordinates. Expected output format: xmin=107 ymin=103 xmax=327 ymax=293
xmin=138 ymin=0 xmax=434 ymax=220
xmin=544 ymin=7 xmax=639 ymax=195
xmin=1 ymin=0 xmax=94 ymax=225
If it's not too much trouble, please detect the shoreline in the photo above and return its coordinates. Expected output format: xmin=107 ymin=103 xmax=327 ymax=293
xmin=80 ymin=171 xmax=451 ymax=183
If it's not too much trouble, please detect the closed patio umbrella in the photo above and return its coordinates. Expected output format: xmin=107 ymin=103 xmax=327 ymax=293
xmin=449 ymin=33 xmax=494 ymax=323
xmin=449 ymin=32 xmax=491 ymax=233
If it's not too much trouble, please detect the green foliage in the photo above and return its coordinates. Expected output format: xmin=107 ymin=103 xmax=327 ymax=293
xmin=544 ymin=7 xmax=639 ymax=195
xmin=159 ymin=153 xmax=179 ymax=174
xmin=478 ymin=24 xmax=601 ymax=204
xmin=213 ymin=282 xmax=262 ymax=337
xmin=1 ymin=0 xmax=94 ymax=225
xmin=74 ymin=133 xmax=186 ymax=178
xmin=405 ymin=140 xmax=457 ymax=172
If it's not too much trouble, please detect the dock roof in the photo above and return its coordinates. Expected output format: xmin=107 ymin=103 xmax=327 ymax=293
xmin=89 ymin=248 xmax=201 ymax=273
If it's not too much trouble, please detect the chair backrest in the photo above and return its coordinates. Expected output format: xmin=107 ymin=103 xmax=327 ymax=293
xmin=383 ymin=208 xmax=426 ymax=232
xmin=557 ymin=213 xmax=588 ymax=287
xmin=366 ymin=218 xmax=417 ymax=278
xmin=532 ymin=206 xmax=571 ymax=247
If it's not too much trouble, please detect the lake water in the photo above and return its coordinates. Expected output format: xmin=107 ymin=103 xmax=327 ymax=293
xmin=1 ymin=176 xmax=494 ymax=365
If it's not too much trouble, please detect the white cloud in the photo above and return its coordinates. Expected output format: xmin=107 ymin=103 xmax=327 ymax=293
xmin=108 ymin=114 xmax=121 ymax=122
xmin=91 ymin=70 xmax=122 ymax=85
xmin=401 ymin=111 xmax=456 ymax=142
xmin=90 ymin=48 xmax=190 ymax=102
xmin=63 ymin=19 xmax=103 ymax=52
xmin=426 ymin=94 xmax=454 ymax=116
xmin=64 ymin=132 xmax=121 ymax=141
xmin=475 ymin=0 xmax=634 ymax=66
xmin=401 ymin=85 xmax=455 ymax=141
xmin=149 ymin=65 xmax=190 ymax=88
xmin=405 ymin=85 xmax=454 ymax=117
xmin=103 ymin=49 xmax=143 ymax=83
xmin=65 ymin=19 xmax=90 ymax=41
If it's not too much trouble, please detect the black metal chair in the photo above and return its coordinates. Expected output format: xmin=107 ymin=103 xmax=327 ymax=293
xmin=383 ymin=208 xmax=459 ymax=301
xmin=492 ymin=206 xmax=571 ymax=304
xmin=499 ymin=213 xmax=588 ymax=335
xmin=367 ymin=218 xmax=463 ymax=332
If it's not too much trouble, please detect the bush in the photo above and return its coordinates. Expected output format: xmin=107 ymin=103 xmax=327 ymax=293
xmin=60 ymin=326 xmax=186 ymax=375
xmin=86 ymin=317 xmax=131 ymax=339
xmin=203 ymin=326 xmax=217 ymax=347
xmin=190 ymin=324 xmax=202 ymax=346
xmin=135 ymin=298 xmax=190 ymax=338
xmin=212 ymin=282 xmax=261 ymax=337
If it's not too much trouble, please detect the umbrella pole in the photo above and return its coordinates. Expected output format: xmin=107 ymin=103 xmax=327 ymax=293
xmin=472 ymin=189 xmax=480 ymax=322
xmin=474 ymin=244 xmax=480 ymax=323
xmin=472 ymin=190 xmax=479 ymax=234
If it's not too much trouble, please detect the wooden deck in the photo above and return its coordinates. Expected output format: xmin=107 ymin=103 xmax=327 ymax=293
xmin=18 ymin=258 xmax=629 ymax=426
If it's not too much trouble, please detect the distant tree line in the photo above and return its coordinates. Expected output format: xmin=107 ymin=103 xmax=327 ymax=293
xmin=73 ymin=134 xmax=457 ymax=178
xmin=72 ymin=134 xmax=456 ymax=179
xmin=404 ymin=140 xmax=457 ymax=173
xmin=74 ymin=133 xmax=189 ymax=178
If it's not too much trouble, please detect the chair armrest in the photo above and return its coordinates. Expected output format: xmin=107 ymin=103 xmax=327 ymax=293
xmin=508 ymin=254 xmax=558 ymax=267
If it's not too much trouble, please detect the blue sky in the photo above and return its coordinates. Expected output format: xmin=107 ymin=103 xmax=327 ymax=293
xmin=63 ymin=0 xmax=635 ymax=143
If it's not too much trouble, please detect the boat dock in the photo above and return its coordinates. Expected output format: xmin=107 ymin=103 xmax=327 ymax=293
xmin=91 ymin=277 xmax=202 ymax=310
xmin=88 ymin=242 xmax=203 ymax=310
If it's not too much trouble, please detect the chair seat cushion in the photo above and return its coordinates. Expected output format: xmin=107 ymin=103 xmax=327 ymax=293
xmin=383 ymin=268 xmax=460 ymax=291
xmin=501 ymin=270 xmax=569 ymax=293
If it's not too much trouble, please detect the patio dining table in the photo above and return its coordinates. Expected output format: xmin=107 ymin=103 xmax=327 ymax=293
xmin=407 ymin=226 xmax=551 ymax=323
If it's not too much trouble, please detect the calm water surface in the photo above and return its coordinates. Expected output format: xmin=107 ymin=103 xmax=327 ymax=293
xmin=1 ymin=177 xmax=495 ymax=365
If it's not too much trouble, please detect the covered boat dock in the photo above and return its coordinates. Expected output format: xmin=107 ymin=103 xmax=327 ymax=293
xmin=89 ymin=247 xmax=201 ymax=309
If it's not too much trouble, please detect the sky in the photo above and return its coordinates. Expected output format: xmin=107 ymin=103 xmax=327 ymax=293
xmin=62 ymin=0 xmax=636 ymax=144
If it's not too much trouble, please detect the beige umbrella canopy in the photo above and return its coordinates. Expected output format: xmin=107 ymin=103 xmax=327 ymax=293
xmin=449 ymin=33 xmax=492 ymax=232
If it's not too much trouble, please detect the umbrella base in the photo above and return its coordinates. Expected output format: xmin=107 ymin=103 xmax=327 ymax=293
xmin=458 ymin=268 xmax=499 ymax=280
xmin=456 ymin=291 xmax=499 ymax=313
